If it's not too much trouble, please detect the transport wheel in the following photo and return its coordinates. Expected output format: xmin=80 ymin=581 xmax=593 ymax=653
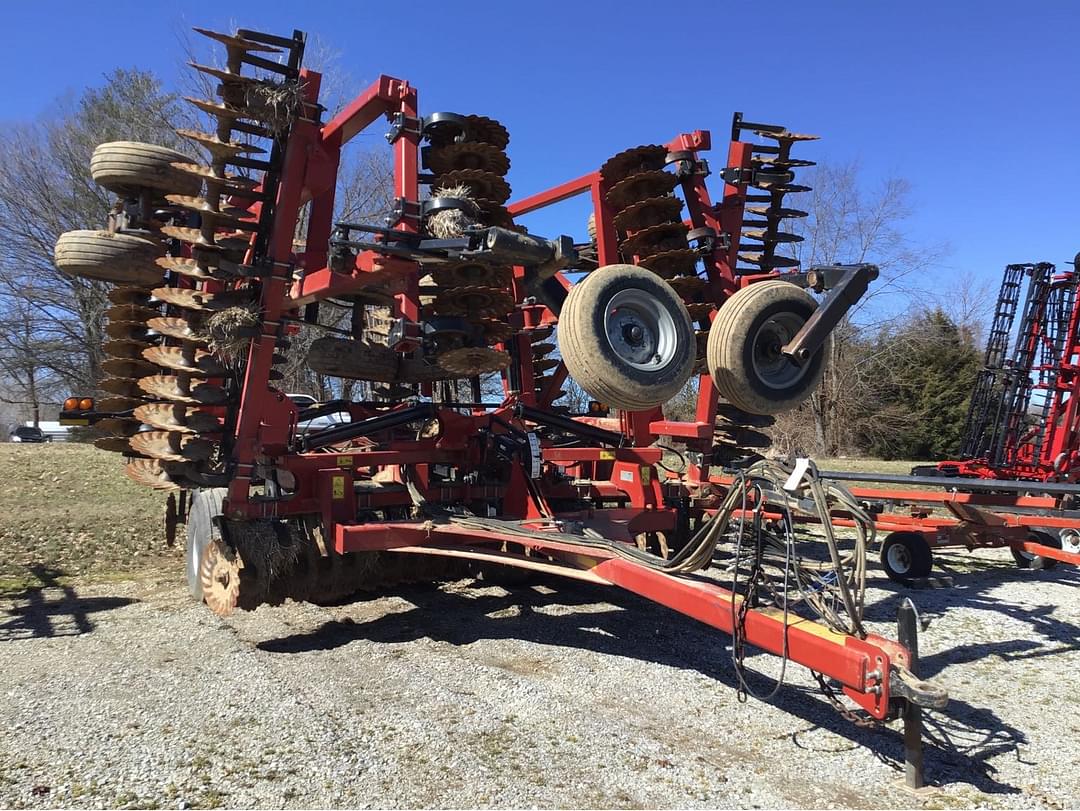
xmin=558 ymin=263 xmax=695 ymax=411
xmin=185 ymin=488 xmax=227 ymax=600
xmin=706 ymin=279 xmax=829 ymax=415
xmin=1012 ymin=530 xmax=1061 ymax=570
xmin=880 ymin=532 xmax=933 ymax=582
xmin=90 ymin=140 xmax=201 ymax=197
xmin=54 ymin=229 xmax=163 ymax=286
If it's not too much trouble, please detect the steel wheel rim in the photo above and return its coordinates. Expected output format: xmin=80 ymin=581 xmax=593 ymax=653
xmin=604 ymin=288 xmax=678 ymax=371
xmin=887 ymin=543 xmax=912 ymax=574
xmin=751 ymin=311 xmax=809 ymax=391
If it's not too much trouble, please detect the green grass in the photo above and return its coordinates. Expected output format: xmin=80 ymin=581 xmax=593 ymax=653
xmin=813 ymin=457 xmax=921 ymax=475
xmin=0 ymin=443 xmax=182 ymax=593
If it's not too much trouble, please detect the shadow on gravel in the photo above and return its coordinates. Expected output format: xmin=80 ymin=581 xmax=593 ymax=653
xmin=258 ymin=576 xmax=1027 ymax=795
xmin=0 ymin=565 xmax=135 ymax=642
xmin=863 ymin=560 xmax=1080 ymax=679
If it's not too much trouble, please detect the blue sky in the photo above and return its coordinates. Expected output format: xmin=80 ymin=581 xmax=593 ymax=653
xmin=5 ymin=1 xmax=1078 ymax=311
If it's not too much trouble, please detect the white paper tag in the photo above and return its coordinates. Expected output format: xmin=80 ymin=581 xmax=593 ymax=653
xmin=783 ymin=457 xmax=811 ymax=492
xmin=527 ymin=433 xmax=541 ymax=479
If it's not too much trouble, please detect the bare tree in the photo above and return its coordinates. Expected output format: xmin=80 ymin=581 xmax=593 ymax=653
xmin=0 ymin=69 xmax=186 ymax=398
xmin=769 ymin=161 xmax=946 ymax=456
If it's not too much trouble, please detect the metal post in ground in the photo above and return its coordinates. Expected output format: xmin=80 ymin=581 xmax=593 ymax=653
xmin=897 ymin=597 xmax=925 ymax=791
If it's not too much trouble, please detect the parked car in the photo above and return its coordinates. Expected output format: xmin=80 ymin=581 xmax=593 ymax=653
xmin=9 ymin=426 xmax=50 ymax=443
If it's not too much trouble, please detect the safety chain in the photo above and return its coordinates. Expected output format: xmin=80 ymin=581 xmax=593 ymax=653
xmin=811 ymin=670 xmax=882 ymax=729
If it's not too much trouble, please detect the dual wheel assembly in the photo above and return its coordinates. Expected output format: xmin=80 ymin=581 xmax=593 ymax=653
xmin=558 ymin=265 xmax=828 ymax=415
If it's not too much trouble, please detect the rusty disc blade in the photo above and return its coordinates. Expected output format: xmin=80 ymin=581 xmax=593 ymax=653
xmin=753 ymin=129 xmax=819 ymax=143
xmin=138 ymin=374 xmax=230 ymax=405
xmin=532 ymin=358 xmax=560 ymax=373
xmin=159 ymin=225 xmax=251 ymax=251
xmin=106 ymin=303 xmax=160 ymax=323
xmin=746 ymin=205 xmax=808 ymax=219
xmin=685 ymin=302 xmax=714 ymax=321
xmin=188 ymin=61 xmax=260 ymax=85
xmin=97 ymin=396 xmax=144 ymax=413
xmin=620 ymin=221 xmax=689 ymax=259
xmin=96 ymin=418 xmax=140 ymax=436
xmin=143 ymin=345 xmax=227 ymax=376
xmin=667 ymin=275 xmax=708 ymax=299
xmin=599 ymin=145 xmax=668 ymax=185
xmin=100 ymin=376 xmax=143 ymax=396
xmin=428 ymin=114 xmax=509 ymax=150
xmin=164 ymin=195 xmax=259 ymax=230
xmin=474 ymin=201 xmax=518 ymax=230
xmin=151 ymin=286 xmax=242 ymax=312
xmin=105 ymin=320 xmax=149 ymax=341
xmin=103 ymin=337 xmax=151 ymax=359
xmin=96 ymin=436 xmax=139 ymax=454
xmin=170 ymin=162 xmax=263 ymax=195
xmin=129 ymin=430 xmax=213 ymax=463
xmin=124 ymin=458 xmax=182 ymax=490
xmin=427 ymin=142 xmax=509 ymax=176
xmin=528 ymin=326 xmax=555 ymax=342
xmin=605 ymin=170 xmax=679 ymax=212
xmin=741 ymin=229 xmax=802 ymax=244
xmin=192 ymin=27 xmax=282 ymax=52
xmin=429 ymin=285 xmax=514 ymax=319
xmin=184 ymin=96 xmax=267 ymax=124
xmin=102 ymin=357 xmax=159 ymax=378
xmin=435 ymin=169 xmax=511 ymax=205
xmin=198 ymin=537 xmax=242 ymax=615
xmin=432 ymin=261 xmax=513 ymax=289
xmin=107 ymin=287 xmax=152 ymax=306
xmin=636 ymin=248 xmax=699 ymax=278
xmin=156 ymin=256 xmax=238 ymax=280
xmin=174 ymin=128 xmax=266 ymax=158
xmin=437 ymin=347 xmax=511 ymax=376
xmin=612 ymin=195 xmax=684 ymax=234
xmin=134 ymin=403 xmax=220 ymax=434
xmin=531 ymin=341 xmax=555 ymax=356
xmin=146 ymin=316 xmax=207 ymax=343
xmin=477 ymin=319 xmax=515 ymax=344
xmin=737 ymin=252 xmax=799 ymax=269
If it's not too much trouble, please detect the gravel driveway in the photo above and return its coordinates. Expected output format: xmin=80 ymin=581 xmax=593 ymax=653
xmin=1 ymin=547 xmax=1077 ymax=809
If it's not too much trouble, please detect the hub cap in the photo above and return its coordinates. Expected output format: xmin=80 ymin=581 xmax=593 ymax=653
xmin=751 ymin=312 xmax=810 ymax=390
xmin=887 ymin=543 xmax=912 ymax=574
xmin=604 ymin=289 xmax=678 ymax=371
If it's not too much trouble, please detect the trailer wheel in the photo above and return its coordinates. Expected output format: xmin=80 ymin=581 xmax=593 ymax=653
xmin=558 ymin=263 xmax=695 ymax=411
xmin=1012 ymin=530 xmax=1061 ymax=570
xmin=90 ymin=140 xmax=201 ymax=197
xmin=185 ymin=488 xmax=227 ymax=600
xmin=880 ymin=532 xmax=933 ymax=582
xmin=706 ymin=279 xmax=829 ymax=415
xmin=54 ymin=229 xmax=163 ymax=286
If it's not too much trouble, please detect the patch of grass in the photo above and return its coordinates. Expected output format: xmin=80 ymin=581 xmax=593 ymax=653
xmin=813 ymin=457 xmax=922 ymax=475
xmin=0 ymin=444 xmax=182 ymax=587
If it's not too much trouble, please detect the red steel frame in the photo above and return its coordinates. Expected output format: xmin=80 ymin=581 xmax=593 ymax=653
xmin=207 ymin=68 xmax=931 ymax=719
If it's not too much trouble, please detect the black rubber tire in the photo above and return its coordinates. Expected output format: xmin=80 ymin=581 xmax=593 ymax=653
xmin=880 ymin=532 xmax=934 ymax=582
xmin=1012 ymin=530 xmax=1061 ymax=570
xmin=185 ymin=488 xmax=227 ymax=600
xmin=90 ymin=141 xmax=201 ymax=197
xmin=54 ymin=229 xmax=163 ymax=286
xmin=558 ymin=263 xmax=695 ymax=411
xmin=706 ymin=279 xmax=830 ymax=415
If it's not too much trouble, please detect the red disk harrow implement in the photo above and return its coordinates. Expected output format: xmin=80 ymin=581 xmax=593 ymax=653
xmin=56 ymin=25 xmax=946 ymax=775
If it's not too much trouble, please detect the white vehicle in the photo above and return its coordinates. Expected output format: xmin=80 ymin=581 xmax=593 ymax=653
xmin=287 ymin=393 xmax=349 ymax=435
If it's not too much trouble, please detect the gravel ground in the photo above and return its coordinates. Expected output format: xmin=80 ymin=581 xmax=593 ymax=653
xmin=1 ymin=547 xmax=1078 ymax=809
